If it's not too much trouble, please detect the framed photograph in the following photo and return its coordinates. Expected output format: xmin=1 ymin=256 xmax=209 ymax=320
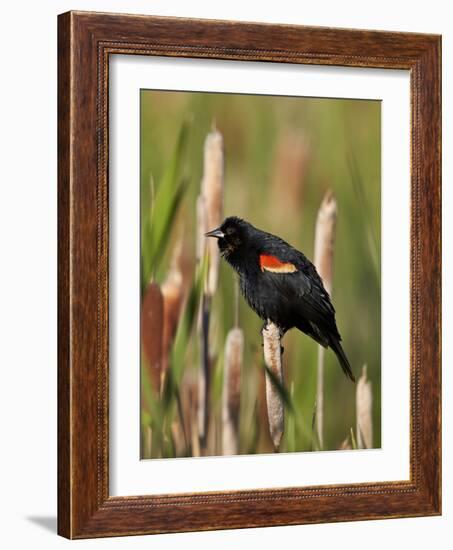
xmin=58 ymin=11 xmax=441 ymax=538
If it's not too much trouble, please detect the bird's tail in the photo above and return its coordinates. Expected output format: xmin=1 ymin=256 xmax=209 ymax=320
xmin=329 ymin=337 xmax=355 ymax=382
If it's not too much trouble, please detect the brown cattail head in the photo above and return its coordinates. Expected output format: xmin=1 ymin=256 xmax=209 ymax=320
xmin=161 ymin=273 xmax=183 ymax=380
xmin=356 ymin=365 xmax=373 ymax=449
xmin=222 ymin=328 xmax=244 ymax=455
xmin=271 ymin=129 xmax=310 ymax=219
xmin=262 ymin=321 xmax=284 ymax=451
xmin=314 ymin=190 xmax=337 ymax=295
xmin=201 ymin=129 xmax=224 ymax=296
xmin=141 ymin=281 xmax=164 ymax=394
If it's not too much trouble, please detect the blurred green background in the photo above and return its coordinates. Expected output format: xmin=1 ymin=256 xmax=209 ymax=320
xmin=140 ymin=89 xmax=381 ymax=456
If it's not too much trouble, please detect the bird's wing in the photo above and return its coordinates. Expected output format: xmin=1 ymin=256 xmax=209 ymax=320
xmin=259 ymin=251 xmax=338 ymax=335
xmin=259 ymin=253 xmax=298 ymax=273
xmin=260 ymin=243 xmax=327 ymax=287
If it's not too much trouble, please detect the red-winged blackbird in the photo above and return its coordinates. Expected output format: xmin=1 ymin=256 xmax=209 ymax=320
xmin=206 ymin=216 xmax=355 ymax=382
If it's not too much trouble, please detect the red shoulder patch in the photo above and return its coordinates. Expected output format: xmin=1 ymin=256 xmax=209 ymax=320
xmin=259 ymin=254 xmax=297 ymax=273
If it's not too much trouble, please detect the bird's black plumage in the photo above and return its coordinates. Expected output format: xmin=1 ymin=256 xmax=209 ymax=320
xmin=206 ymin=216 xmax=355 ymax=382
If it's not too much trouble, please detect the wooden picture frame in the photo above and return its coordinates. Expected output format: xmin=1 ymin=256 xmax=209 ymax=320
xmin=58 ymin=11 xmax=441 ymax=539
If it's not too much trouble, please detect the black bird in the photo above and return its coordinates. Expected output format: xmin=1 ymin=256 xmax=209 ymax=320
xmin=206 ymin=216 xmax=355 ymax=382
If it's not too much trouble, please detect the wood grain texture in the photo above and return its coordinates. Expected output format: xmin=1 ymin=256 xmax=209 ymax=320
xmin=57 ymin=11 xmax=71 ymax=538
xmin=57 ymin=10 xmax=441 ymax=539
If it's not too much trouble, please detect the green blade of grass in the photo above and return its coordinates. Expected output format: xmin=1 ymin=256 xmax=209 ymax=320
xmin=142 ymin=121 xmax=191 ymax=284
xmin=160 ymin=254 xmax=208 ymax=418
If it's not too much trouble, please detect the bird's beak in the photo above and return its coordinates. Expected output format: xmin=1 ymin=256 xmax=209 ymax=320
xmin=205 ymin=227 xmax=225 ymax=239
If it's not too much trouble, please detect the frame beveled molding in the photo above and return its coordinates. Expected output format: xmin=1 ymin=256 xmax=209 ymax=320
xmin=58 ymin=11 xmax=441 ymax=538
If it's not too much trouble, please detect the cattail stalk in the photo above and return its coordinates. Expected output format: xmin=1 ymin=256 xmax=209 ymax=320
xmin=202 ymin=128 xmax=224 ymax=297
xmin=262 ymin=321 xmax=284 ymax=450
xmin=314 ymin=191 xmax=337 ymax=449
xmin=141 ymin=282 xmax=164 ymax=394
xmin=196 ymin=194 xmax=207 ymax=263
xmin=161 ymin=239 xmax=187 ymax=382
xmin=222 ymin=328 xmax=244 ymax=455
xmin=356 ymin=365 xmax=373 ymax=449
xmin=197 ymin=128 xmax=224 ymax=452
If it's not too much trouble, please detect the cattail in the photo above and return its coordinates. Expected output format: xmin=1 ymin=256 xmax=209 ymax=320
xmin=161 ymin=271 xmax=183 ymax=363
xmin=314 ymin=191 xmax=337 ymax=449
xmin=201 ymin=128 xmax=224 ymax=297
xmin=314 ymin=190 xmax=336 ymax=292
xmin=262 ymin=321 xmax=284 ymax=450
xmin=196 ymin=194 xmax=207 ymax=263
xmin=195 ymin=194 xmax=207 ymax=341
xmin=161 ymin=238 xmax=188 ymax=380
xmin=271 ymin=129 xmax=310 ymax=219
xmin=222 ymin=328 xmax=244 ymax=455
xmin=141 ymin=282 xmax=164 ymax=394
xmin=197 ymin=127 xmax=224 ymax=453
xmin=356 ymin=365 xmax=373 ymax=449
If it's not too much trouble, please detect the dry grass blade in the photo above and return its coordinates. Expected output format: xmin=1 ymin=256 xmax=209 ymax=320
xmin=171 ymin=421 xmax=186 ymax=457
xmin=262 ymin=321 xmax=284 ymax=450
xmin=141 ymin=281 xmax=164 ymax=394
xmin=314 ymin=190 xmax=337 ymax=449
xmin=222 ymin=328 xmax=244 ymax=455
xmin=188 ymin=383 xmax=201 ymax=458
xmin=356 ymin=365 xmax=373 ymax=449
xmin=338 ymin=434 xmax=352 ymax=450
xmin=201 ymin=129 xmax=224 ymax=297
xmin=197 ymin=296 xmax=211 ymax=450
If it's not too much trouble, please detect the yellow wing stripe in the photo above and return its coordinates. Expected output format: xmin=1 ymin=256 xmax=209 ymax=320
xmin=259 ymin=254 xmax=297 ymax=273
